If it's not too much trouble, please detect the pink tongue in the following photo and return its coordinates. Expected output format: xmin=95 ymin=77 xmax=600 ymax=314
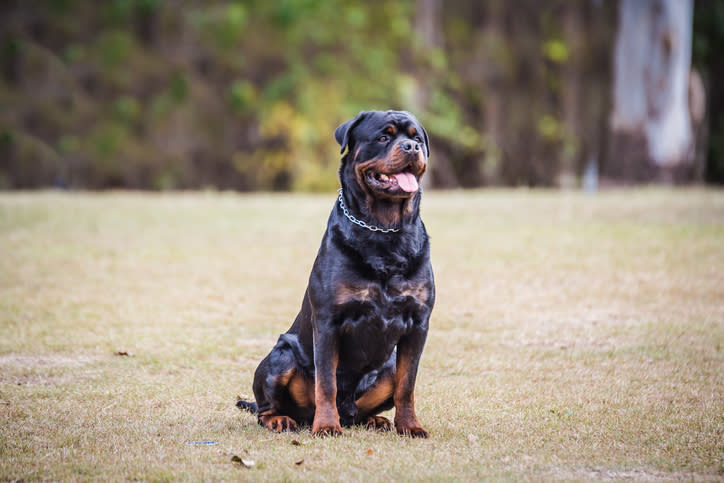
xmin=392 ymin=172 xmax=419 ymax=192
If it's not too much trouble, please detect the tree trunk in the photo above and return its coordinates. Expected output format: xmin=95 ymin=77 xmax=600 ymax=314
xmin=413 ymin=0 xmax=448 ymax=189
xmin=560 ymin=2 xmax=584 ymax=188
xmin=605 ymin=0 xmax=695 ymax=183
xmin=480 ymin=0 xmax=505 ymax=186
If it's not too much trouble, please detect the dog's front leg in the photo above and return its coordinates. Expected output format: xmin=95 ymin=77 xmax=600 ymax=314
xmin=394 ymin=328 xmax=429 ymax=438
xmin=311 ymin=328 xmax=343 ymax=436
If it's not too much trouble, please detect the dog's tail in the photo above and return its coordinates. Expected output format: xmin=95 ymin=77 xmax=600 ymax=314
xmin=236 ymin=396 xmax=258 ymax=414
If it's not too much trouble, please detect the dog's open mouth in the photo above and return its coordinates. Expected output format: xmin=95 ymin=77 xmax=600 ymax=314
xmin=365 ymin=169 xmax=419 ymax=194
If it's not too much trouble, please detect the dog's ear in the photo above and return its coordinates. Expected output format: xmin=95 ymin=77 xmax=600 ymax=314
xmin=335 ymin=111 xmax=369 ymax=154
xmin=419 ymin=123 xmax=430 ymax=158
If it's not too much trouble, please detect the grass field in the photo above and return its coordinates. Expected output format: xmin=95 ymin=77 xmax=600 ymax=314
xmin=0 ymin=189 xmax=722 ymax=481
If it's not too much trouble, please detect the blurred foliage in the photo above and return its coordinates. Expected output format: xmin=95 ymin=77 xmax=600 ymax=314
xmin=0 ymin=0 xmax=718 ymax=190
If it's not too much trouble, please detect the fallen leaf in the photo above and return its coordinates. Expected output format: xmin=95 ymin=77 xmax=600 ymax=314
xmin=114 ymin=351 xmax=131 ymax=357
xmin=291 ymin=440 xmax=301 ymax=446
xmin=295 ymin=459 xmax=304 ymax=466
xmin=231 ymin=455 xmax=255 ymax=468
xmin=366 ymin=449 xmax=373 ymax=455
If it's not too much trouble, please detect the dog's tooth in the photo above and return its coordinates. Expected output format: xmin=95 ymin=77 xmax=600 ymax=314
xmin=379 ymin=173 xmax=389 ymax=181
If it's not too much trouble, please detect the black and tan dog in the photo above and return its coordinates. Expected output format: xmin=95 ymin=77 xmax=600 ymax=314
xmin=237 ymin=110 xmax=434 ymax=437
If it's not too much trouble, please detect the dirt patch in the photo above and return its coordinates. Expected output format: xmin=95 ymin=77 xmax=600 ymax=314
xmin=0 ymin=354 xmax=98 ymax=367
xmin=0 ymin=353 xmax=99 ymax=386
xmin=573 ymin=468 xmax=713 ymax=481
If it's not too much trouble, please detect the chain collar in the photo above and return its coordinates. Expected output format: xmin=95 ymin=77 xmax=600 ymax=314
xmin=337 ymin=188 xmax=400 ymax=233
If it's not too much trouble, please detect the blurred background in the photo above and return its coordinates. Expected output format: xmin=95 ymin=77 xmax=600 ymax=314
xmin=0 ymin=0 xmax=722 ymax=191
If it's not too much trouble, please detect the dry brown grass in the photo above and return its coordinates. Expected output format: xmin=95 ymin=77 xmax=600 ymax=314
xmin=1 ymin=188 xmax=722 ymax=481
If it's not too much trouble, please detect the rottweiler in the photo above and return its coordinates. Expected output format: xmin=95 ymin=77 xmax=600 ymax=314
xmin=237 ymin=110 xmax=434 ymax=437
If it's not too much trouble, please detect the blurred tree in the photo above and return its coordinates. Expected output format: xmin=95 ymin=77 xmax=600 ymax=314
xmin=559 ymin=1 xmax=583 ymax=188
xmin=411 ymin=0 xmax=444 ymax=188
xmin=605 ymin=0 xmax=698 ymax=183
xmin=693 ymin=0 xmax=724 ymax=184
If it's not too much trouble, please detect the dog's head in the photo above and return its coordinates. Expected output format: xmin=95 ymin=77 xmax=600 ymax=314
xmin=335 ymin=110 xmax=429 ymax=201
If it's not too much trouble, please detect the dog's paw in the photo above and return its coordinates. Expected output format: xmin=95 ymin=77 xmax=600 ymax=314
xmin=311 ymin=420 xmax=343 ymax=437
xmin=260 ymin=415 xmax=298 ymax=433
xmin=395 ymin=417 xmax=429 ymax=438
xmin=365 ymin=415 xmax=392 ymax=432
xmin=396 ymin=424 xmax=429 ymax=438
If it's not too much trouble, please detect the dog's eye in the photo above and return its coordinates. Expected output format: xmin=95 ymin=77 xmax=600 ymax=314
xmin=378 ymin=135 xmax=389 ymax=143
xmin=414 ymin=136 xmax=423 ymax=143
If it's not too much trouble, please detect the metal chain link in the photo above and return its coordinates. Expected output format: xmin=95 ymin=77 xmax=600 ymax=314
xmin=337 ymin=188 xmax=400 ymax=233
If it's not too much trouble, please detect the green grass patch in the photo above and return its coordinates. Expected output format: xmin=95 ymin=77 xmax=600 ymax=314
xmin=1 ymin=189 xmax=722 ymax=480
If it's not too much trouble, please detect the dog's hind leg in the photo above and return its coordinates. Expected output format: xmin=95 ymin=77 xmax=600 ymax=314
xmin=353 ymin=355 xmax=396 ymax=431
xmin=250 ymin=335 xmax=315 ymax=432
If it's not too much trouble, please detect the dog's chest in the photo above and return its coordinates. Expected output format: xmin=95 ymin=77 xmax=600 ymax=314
xmin=335 ymin=277 xmax=429 ymax=370
xmin=335 ymin=277 xmax=429 ymax=318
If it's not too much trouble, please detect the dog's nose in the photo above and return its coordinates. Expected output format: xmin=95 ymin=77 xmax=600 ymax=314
xmin=401 ymin=141 xmax=421 ymax=153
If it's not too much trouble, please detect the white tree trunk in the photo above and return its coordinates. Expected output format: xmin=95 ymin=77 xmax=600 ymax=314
xmin=610 ymin=0 xmax=694 ymax=171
